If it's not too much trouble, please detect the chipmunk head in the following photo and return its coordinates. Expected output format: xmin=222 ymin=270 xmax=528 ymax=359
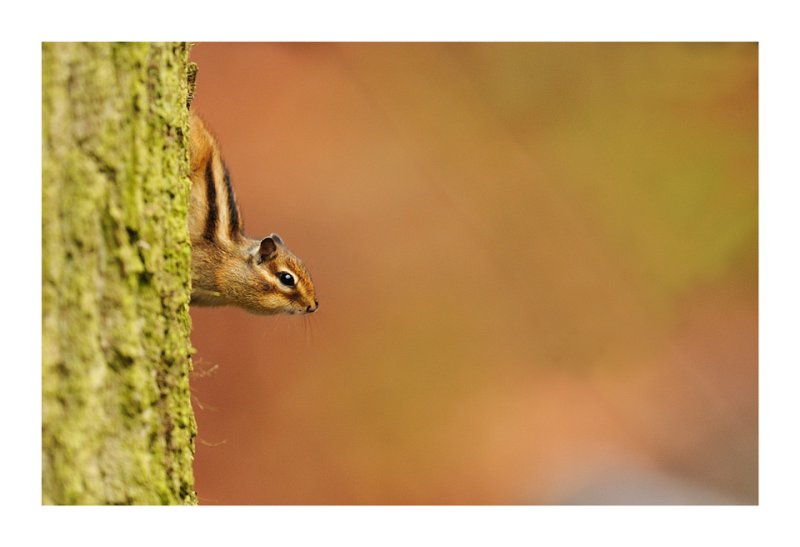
xmin=247 ymin=233 xmax=318 ymax=316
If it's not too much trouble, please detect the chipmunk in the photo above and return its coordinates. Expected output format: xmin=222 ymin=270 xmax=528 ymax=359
xmin=188 ymin=111 xmax=318 ymax=315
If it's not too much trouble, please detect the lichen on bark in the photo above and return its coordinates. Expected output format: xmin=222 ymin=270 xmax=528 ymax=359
xmin=42 ymin=42 xmax=196 ymax=504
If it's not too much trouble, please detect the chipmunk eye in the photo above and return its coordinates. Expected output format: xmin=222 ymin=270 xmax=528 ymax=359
xmin=278 ymin=272 xmax=295 ymax=287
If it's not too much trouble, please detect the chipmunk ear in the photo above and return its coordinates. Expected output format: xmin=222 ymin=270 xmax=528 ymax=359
xmin=259 ymin=236 xmax=278 ymax=262
xmin=269 ymin=233 xmax=284 ymax=246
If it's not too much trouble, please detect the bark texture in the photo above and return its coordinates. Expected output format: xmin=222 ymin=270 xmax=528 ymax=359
xmin=42 ymin=42 xmax=196 ymax=504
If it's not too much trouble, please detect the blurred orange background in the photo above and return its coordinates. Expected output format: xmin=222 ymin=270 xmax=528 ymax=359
xmin=188 ymin=43 xmax=757 ymax=504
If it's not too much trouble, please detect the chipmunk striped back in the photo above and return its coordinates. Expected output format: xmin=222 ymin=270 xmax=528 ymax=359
xmin=189 ymin=113 xmax=243 ymax=249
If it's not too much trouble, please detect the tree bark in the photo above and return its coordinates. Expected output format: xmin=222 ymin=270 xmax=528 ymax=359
xmin=42 ymin=42 xmax=196 ymax=504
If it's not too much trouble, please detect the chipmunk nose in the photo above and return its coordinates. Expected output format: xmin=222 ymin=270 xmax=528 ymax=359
xmin=306 ymin=300 xmax=319 ymax=313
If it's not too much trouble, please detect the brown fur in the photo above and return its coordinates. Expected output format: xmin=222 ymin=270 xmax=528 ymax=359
xmin=188 ymin=111 xmax=318 ymax=315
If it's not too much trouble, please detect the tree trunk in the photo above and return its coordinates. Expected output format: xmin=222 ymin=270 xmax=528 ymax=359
xmin=42 ymin=42 xmax=196 ymax=504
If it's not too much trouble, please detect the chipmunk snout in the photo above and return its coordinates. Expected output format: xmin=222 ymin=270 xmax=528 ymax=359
xmin=306 ymin=300 xmax=319 ymax=313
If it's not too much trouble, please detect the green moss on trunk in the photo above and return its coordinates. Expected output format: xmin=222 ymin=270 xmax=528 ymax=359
xmin=42 ymin=42 xmax=196 ymax=504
